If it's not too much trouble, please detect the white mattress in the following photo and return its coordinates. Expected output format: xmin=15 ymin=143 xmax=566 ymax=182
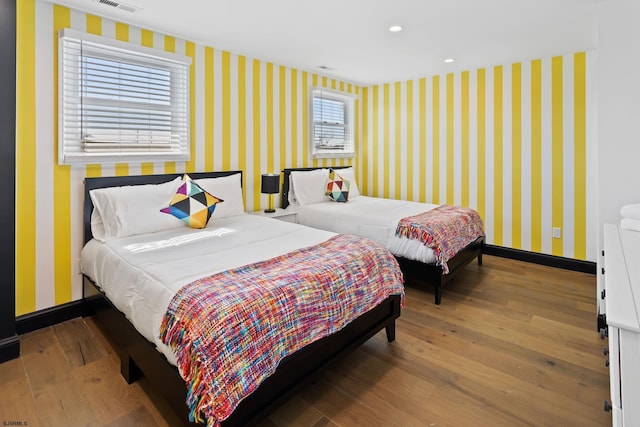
xmin=80 ymin=213 xmax=335 ymax=365
xmin=290 ymin=196 xmax=439 ymax=264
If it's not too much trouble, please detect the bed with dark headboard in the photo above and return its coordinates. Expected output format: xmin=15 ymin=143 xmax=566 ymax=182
xmin=282 ymin=167 xmax=484 ymax=305
xmin=82 ymin=170 xmax=402 ymax=426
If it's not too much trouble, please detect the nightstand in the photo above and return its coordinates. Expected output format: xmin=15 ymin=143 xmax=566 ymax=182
xmin=250 ymin=208 xmax=298 ymax=223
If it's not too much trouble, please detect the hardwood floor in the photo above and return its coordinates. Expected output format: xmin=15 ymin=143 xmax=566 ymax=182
xmin=0 ymin=255 xmax=611 ymax=426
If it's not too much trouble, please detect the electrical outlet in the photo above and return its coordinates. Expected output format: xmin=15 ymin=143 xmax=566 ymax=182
xmin=552 ymin=227 xmax=561 ymax=239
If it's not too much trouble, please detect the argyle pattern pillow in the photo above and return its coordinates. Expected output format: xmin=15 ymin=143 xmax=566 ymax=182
xmin=161 ymin=175 xmax=224 ymax=229
xmin=325 ymin=170 xmax=350 ymax=203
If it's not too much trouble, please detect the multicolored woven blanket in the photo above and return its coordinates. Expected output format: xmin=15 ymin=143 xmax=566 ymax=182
xmin=395 ymin=205 xmax=484 ymax=274
xmin=159 ymin=234 xmax=404 ymax=426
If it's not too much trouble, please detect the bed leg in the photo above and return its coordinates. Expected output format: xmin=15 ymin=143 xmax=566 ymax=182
xmin=477 ymin=253 xmax=483 ymax=266
xmin=435 ymin=284 xmax=442 ymax=305
xmin=120 ymin=354 xmax=141 ymax=384
xmin=385 ymin=322 xmax=396 ymax=342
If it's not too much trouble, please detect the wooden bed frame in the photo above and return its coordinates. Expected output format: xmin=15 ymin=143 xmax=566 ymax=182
xmin=81 ymin=171 xmax=402 ymax=426
xmin=282 ymin=167 xmax=484 ymax=305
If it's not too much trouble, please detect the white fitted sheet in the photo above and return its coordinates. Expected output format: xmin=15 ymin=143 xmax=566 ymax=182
xmin=290 ymin=196 xmax=440 ymax=264
xmin=80 ymin=213 xmax=335 ymax=365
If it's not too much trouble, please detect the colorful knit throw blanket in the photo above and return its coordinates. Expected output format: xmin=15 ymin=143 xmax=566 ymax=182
xmin=159 ymin=234 xmax=404 ymax=426
xmin=395 ymin=205 xmax=484 ymax=274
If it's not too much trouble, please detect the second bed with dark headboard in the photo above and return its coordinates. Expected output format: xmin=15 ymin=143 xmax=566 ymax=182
xmin=282 ymin=166 xmax=485 ymax=305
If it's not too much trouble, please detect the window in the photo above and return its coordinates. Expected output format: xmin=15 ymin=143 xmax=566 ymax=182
xmin=310 ymin=88 xmax=356 ymax=159
xmin=58 ymin=28 xmax=191 ymax=165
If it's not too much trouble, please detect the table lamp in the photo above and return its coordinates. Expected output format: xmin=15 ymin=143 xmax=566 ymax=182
xmin=261 ymin=173 xmax=279 ymax=213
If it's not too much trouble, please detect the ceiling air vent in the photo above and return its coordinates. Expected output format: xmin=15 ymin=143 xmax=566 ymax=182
xmin=95 ymin=0 xmax=140 ymax=13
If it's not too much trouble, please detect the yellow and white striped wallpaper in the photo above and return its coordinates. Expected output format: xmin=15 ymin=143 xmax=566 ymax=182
xmin=358 ymin=54 xmax=596 ymax=264
xmin=16 ymin=0 xmax=595 ymax=315
xmin=16 ymin=1 xmax=358 ymax=315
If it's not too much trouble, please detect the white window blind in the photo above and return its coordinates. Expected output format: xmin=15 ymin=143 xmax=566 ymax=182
xmin=58 ymin=28 xmax=191 ymax=164
xmin=311 ymin=88 xmax=356 ymax=159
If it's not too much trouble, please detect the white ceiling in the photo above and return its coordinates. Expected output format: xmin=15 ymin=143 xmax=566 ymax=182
xmin=48 ymin=0 xmax=600 ymax=85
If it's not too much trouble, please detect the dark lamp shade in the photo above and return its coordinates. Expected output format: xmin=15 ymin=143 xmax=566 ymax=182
xmin=261 ymin=174 xmax=279 ymax=194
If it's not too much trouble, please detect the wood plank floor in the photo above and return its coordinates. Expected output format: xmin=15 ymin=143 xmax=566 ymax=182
xmin=0 ymin=255 xmax=611 ymax=426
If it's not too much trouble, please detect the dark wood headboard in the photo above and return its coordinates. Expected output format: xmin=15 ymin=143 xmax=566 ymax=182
xmin=83 ymin=171 xmax=243 ymax=244
xmin=281 ymin=166 xmax=350 ymax=209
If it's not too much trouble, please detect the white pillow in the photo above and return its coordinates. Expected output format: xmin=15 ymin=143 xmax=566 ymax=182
xmin=196 ymin=173 xmax=246 ymax=219
xmin=290 ymin=169 xmax=330 ymax=205
xmin=89 ymin=177 xmax=183 ymax=242
xmin=335 ymin=167 xmax=360 ymax=198
xmin=621 ymin=203 xmax=640 ymax=220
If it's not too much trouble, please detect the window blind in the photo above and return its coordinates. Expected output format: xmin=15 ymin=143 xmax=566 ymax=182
xmin=58 ymin=28 xmax=191 ymax=164
xmin=311 ymin=88 xmax=355 ymax=158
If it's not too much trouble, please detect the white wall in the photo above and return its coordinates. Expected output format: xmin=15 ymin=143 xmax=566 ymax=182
xmin=596 ymin=0 xmax=640 ymax=316
xmin=598 ymin=0 xmax=640 ymax=231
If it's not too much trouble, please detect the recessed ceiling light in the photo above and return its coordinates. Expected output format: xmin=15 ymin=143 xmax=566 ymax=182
xmin=444 ymin=58 xmax=455 ymax=63
xmin=389 ymin=25 xmax=403 ymax=32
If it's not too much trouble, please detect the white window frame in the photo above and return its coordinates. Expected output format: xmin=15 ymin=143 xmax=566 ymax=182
xmin=58 ymin=28 xmax=191 ymax=165
xmin=310 ymin=87 xmax=356 ymax=159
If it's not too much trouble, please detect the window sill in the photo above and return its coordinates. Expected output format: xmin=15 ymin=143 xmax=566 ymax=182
xmin=59 ymin=151 xmax=190 ymax=165
xmin=311 ymin=152 xmax=356 ymax=160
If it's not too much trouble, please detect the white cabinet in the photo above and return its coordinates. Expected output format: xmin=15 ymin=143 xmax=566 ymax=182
xmin=603 ymin=224 xmax=640 ymax=427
